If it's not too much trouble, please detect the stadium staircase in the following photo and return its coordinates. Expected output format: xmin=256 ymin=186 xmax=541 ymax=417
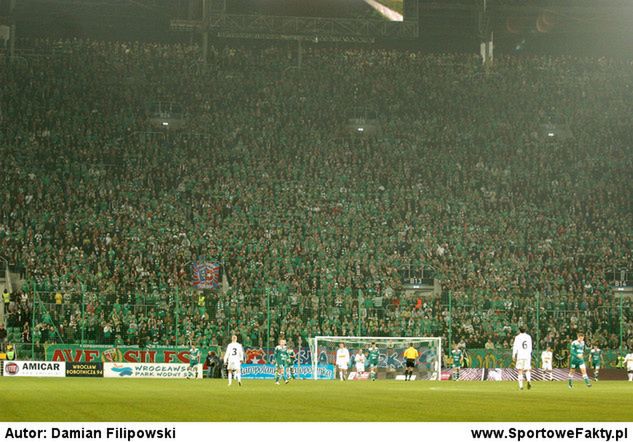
xmin=0 ymin=255 xmax=10 ymax=325
xmin=0 ymin=256 xmax=28 ymax=346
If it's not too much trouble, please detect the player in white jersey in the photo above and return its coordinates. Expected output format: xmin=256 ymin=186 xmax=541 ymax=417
xmin=354 ymin=349 xmax=366 ymax=375
xmin=625 ymin=352 xmax=633 ymax=382
xmin=541 ymin=346 xmax=553 ymax=381
xmin=223 ymin=335 xmax=244 ymax=386
xmin=335 ymin=343 xmax=350 ymax=381
xmin=512 ymin=326 xmax=533 ymax=390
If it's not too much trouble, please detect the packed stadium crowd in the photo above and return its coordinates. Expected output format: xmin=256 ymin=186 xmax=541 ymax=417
xmin=1 ymin=38 xmax=632 ymax=359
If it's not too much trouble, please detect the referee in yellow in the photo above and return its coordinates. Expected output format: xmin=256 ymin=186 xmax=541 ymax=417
xmin=403 ymin=343 xmax=419 ymax=381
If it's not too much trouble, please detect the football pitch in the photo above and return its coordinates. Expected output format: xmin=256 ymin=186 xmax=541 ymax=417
xmin=1 ymin=378 xmax=632 ymax=422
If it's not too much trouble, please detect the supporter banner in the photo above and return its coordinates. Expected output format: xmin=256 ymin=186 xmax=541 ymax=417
xmin=65 ymin=362 xmax=104 ymax=377
xmin=450 ymin=349 xmax=623 ymax=369
xmin=241 ymin=364 xmax=335 ymax=380
xmin=104 ymin=363 xmax=202 ymax=379
xmin=311 ymin=346 xmax=439 ymax=370
xmin=45 ymin=345 xmax=220 ymax=364
xmin=44 ymin=345 xmax=623 ymax=369
xmin=243 ymin=346 xmax=438 ymax=370
xmin=440 ymin=368 xmax=582 ymax=381
xmin=3 ymin=361 xmax=66 ymax=377
xmin=191 ymin=260 xmax=220 ymax=290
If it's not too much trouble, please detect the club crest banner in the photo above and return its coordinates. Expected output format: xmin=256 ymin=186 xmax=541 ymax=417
xmin=192 ymin=260 xmax=221 ymax=290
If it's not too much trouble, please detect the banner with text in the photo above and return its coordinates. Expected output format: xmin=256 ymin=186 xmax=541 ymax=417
xmin=44 ymin=345 xmax=623 ymax=369
xmin=454 ymin=349 xmax=623 ymax=369
xmin=65 ymin=362 xmax=104 ymax=377
xmin=104 ymin=362 xmax=202 ymax=379
xmin=241 ymin=364 xmax=335 ymax=380
xmin=45 ymin=345 xmax=220 ymax=364
xmin=3 ymin=361 xmax=66 ymax=377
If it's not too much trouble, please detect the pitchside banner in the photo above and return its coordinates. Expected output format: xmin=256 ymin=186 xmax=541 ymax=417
xmin=455 ymin=348 xmax=623 ymax=369
xmin=45 ymin=345 xmax=220 ymax=363
xmin=440 ymin=368 xmax=584 ymax=381
xmin=241 ymin=364 xmax=335 ymax=380
xmin=46 ymin=345 xmax=624 ymax=369
xmin=3 ymin=360 xmax=66 ymax=377
xmin=104 ymin=362 xmax=202 ymax=379
xmin=65 ymin=362 xmax=104 ymax=377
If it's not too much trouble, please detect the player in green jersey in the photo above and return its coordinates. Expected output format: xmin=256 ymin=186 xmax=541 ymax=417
xmin=367 ymin=342 xmax=380 ymax=381
xmin=285 ymin=343 xmax=297 ymax=380
xmin=568 ymin=333 xmax=592 ymax=388
xmin=274 ymin=338 xmax=289 ymax=385
xmin=450 ymin=344 xmax=464 ymax=381
xmin=590 ymin=345 xmax=603 ymax=381
xmin=188 ymin=344 xmax=200 ymax=379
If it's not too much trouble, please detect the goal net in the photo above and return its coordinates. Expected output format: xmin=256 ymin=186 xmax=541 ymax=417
xmin=309 ymin=336 xmax=442 ymax=380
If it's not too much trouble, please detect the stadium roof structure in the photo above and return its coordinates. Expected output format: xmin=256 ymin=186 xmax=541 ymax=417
xmin=5 ymin=0 xmax=633 ymax=56
xmin=170 ymin=14 xmax=418 ymax=43
xmin=169 ymin=0 xmax=633 ymax=57
xmin=170 ymin=0 xmax=420 ymax=44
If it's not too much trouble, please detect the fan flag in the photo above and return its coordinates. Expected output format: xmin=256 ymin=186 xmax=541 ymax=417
xmin=191 ymin=261 xmax=221 ymax=290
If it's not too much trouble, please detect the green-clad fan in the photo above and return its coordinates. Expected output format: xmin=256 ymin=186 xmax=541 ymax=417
xmin=274 ymin=338 xmax=289 ymax=385
xmin=568 ymin=333 xmax=592 ymax=388
xmin=590 ymin=344 xmax=603 ymax=382
xmin=285 ymin=343 xmax=297 ymax=380
xmin=188 ymin=344 xmax=200 ymax=379
xmin=450 ymin=344 xmax=464 ymax=381
xmin=367 ymin=342 xmax=379 ymax=381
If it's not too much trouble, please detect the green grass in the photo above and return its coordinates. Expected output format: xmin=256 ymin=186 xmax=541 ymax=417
xmin=1 ymin=379 xmax=631 ymax=422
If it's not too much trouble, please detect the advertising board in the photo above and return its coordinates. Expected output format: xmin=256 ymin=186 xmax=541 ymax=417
xmin=65 ymin=362 xmax=104 ymax=377
xmin=241 ymin=364 xmax=335 ymax=380
xmin=104 ymin=362 xmax=202 ymax=379
xmin=3 ymin=361 xmax=66 ymax=377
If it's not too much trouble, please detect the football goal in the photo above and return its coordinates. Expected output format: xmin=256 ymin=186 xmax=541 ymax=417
xmin=309 ymin=336 xmax=442 ymax=380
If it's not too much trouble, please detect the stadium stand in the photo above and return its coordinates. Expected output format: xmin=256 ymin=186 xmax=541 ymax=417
xmin=1 ymin=38 xmax=632 ymax=361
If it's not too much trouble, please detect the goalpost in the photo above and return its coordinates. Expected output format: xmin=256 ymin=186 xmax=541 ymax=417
xmin=310 ymin=336 xmax=442 ymax=380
